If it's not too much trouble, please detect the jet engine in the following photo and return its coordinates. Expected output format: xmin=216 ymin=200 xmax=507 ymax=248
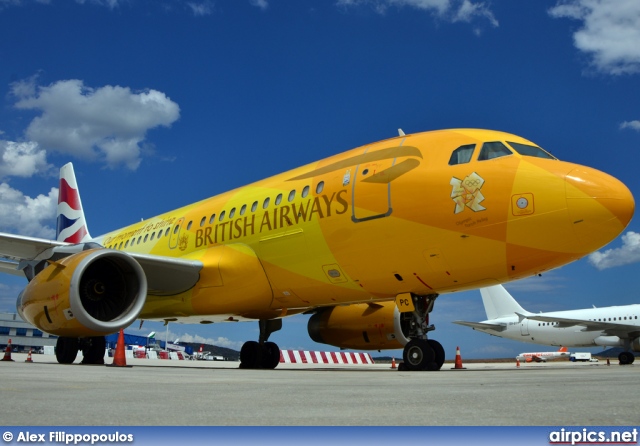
xmin=308 ymin=301 xmax=410 ymax=350
xmin=16 ymin=248 xmax=147 ymax=337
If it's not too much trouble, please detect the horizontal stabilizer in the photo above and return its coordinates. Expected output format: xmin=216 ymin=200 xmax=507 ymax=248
xmin=452 ymin=320 xmax=506 ymax=332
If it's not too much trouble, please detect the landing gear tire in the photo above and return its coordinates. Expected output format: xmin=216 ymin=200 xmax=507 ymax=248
xmin=261 ymin=341 xmax=280 ymax=369
xmin=240 ymin=341 xmax=263 ymax=369
xmin=428 ymin=339 xmax=445 ymax=371
xmin=55 ymin=337 xmax=79 ymax=364
xmin=402 ymin=339 xmax=435 ymax=371
xmin=81 ymin=336 xmax=106 ymax=365
xmin=619 ymin=351 xmax=635 ymax=365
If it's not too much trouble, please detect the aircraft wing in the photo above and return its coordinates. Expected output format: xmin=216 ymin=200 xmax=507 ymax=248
xmin=127 ymin=252 xmax=202 ymax=296
xmin=452 ymin=320 xmax=506 ymax=332
xmin=525 ymin=314 xmax=640 ymax=339
xmin=0 ymin=232 xmax=68 ymax=261
xmin=0 ymin=232 xmax=202 ymax=296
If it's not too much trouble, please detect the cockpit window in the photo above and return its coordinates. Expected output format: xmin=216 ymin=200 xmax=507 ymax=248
xmin=507 ymin=141 xmax=556 ymax=160
xmin=448 ymin=144 xmax=475 ymax=165
xmin=478 ymin=142 xmax=513 ymax=161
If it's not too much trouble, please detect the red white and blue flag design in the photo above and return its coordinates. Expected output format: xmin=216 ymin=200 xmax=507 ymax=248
xmin=56 ymin=163 xmax=91 ymax=243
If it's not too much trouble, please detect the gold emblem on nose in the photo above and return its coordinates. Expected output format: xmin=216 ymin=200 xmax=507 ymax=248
xmin=450 ymin=172 xmax=486 ymax=214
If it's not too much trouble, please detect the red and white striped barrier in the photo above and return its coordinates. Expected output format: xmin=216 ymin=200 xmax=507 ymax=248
xmin=279 ymin=350 xmax=374 ymax=365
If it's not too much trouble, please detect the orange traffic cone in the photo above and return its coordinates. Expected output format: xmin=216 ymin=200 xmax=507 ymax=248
xmin=516 ymin=358 xmax=520 ymax=368
xmin=2 ymin=339 xmax=14 ymax=362
xmin=108 ymin=329 xmax=130 ymax=368
xmin=25 ymin=348 xmax=33 ymax=363
xmin=391 ymin=357 xmax=397 ymax=369
xmin=451 ymin=346 xmax=466 ymax=370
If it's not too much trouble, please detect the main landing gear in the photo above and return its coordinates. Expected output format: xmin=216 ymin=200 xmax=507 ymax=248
xmin=55 ymin=336 xmax=106 ymax=365
xmin=400 ymin=294 xmax=445 ymax=372
xmin=239 ymin=319 xmax=282 ymax=369
xmin=618 ymin=340 xmax=636 ymax=365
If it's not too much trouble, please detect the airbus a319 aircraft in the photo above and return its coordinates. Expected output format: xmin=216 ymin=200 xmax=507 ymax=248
xmin=0 ymin=128 xmax=634 ymax=371
xmin=455 ymin=285 xmax=640 ymax=364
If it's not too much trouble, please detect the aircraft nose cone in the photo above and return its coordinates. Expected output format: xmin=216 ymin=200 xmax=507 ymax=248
xmin=566 ymin=167 xmax=635 ymax=250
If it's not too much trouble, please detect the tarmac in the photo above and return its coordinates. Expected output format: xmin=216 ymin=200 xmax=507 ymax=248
xmin=1 ymin=353 xmax=638 ymax=426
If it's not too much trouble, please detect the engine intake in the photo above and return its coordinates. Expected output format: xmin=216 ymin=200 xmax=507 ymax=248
xmin=17 ymin=248 xmax=147 ymax=337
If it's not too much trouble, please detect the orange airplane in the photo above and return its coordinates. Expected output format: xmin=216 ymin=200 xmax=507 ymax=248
xmin=0 ymin=128 xmax=634 ymax=371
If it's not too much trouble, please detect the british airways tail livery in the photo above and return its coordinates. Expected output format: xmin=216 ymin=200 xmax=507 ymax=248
xmin=0 ymin=128 xmax=635 ymax=371
xmin=454 ymin=285 xmax=640 ymax=364
xmin=56 ymin=163 xmax=91 ymax=243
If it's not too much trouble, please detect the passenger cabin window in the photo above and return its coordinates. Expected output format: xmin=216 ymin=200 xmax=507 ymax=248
xmin=288 ymin=190 xmax=295 ymax=202
xmin=478 ymin=142 xmax=513 ymax=161
xmin=251 ymin=201 xmax=258 ymax=212
xmin=316 ymin=181 xmax=324 ymax=194
xmin=507 ymin=141 xmax=556 ymax=159
xmin=302 ymin=186 xmax=310 ymax=198
xmin=275 ymin=194 xmax=283 ymax=205
xmin=263 ymin=198 xmax=270 ymax=209
xmin=200 ymin=217 xmax=206 ymax=227
xmin=240 ymin=204 xmax=247 ymax=215
xmin=448 ymin=144 xmax=475 ymax=165
xmin=209 ymin=214 xmax=216 ymax=224
xmin=220 ymin=211 xmax=226 ymax=221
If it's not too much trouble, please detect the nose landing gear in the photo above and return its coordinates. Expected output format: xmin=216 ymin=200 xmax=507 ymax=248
xmin=400 ymin=294 xmax=445 ymax=371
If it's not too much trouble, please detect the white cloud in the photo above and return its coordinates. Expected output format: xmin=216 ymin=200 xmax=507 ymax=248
xmin=187 ymin=1 xmax=213 ymax=16
xmin=177 ymin=333 xmax=244 ymax=351
xmin=250 ymin=0 xmax=268 ymax=10
xmin=0 ymin=140 xmax=52 ymax=179
xmin=620 ymin=120 xmax=640 ymax=131
xmin=549 ymin=0 xmax=640 ymax=75
xmin=75 ymin=0 xmax=120 ymax=9
xmin=0 ymin=183 xmax=57 ymax=238
xmin=588 ymin=231 xmax=640 ymax=270
xmin=12 ymin=79 xmax=180 ymax=170
xmin=336 ymin=0 xmax=498 ymax=27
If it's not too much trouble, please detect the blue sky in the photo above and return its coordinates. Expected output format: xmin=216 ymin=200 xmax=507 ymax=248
xmin=0 ymin=0 xmax=639 ymax=359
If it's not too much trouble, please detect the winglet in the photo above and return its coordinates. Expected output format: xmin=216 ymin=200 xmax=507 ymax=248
xmin=56 ymin=163 xmax=92 ymax=243
xmin=398 ymin=128 xmax=405 ymax=136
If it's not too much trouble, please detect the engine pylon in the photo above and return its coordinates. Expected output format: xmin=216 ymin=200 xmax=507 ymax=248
xmin=2 ymin=339 xmax=14 ymax=362
xmin=451 ymin=345 xmax=466 ymax=370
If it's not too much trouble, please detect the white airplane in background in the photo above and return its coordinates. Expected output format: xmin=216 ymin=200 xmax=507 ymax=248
xmin=516 ymin=347 xmax=569 ymax=363
xmin=453 ymin=285 xmax=640 ymax=365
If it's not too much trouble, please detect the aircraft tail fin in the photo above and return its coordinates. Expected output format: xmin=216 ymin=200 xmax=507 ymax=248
xmin=480 ymin=285 xmax=528 ymax=320
xmin=56 ymin=163 xmax=92 ymax=243
xmin=558 ymin=346 xmax=568 ymax=352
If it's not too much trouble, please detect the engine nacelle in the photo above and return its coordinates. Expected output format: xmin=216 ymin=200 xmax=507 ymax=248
xmin=307 ymin=301 xmax=410 ymax=350
xmin=17 ymin=248 xmax=147 ymax=337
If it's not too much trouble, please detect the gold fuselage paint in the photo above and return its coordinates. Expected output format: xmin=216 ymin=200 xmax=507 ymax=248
xmin=94 ymin=129 xmax=634 ymax=322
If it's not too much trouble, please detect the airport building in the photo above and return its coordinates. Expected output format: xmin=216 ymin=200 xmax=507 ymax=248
xmin=0 ymin=312 xmax=58 ymax=352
